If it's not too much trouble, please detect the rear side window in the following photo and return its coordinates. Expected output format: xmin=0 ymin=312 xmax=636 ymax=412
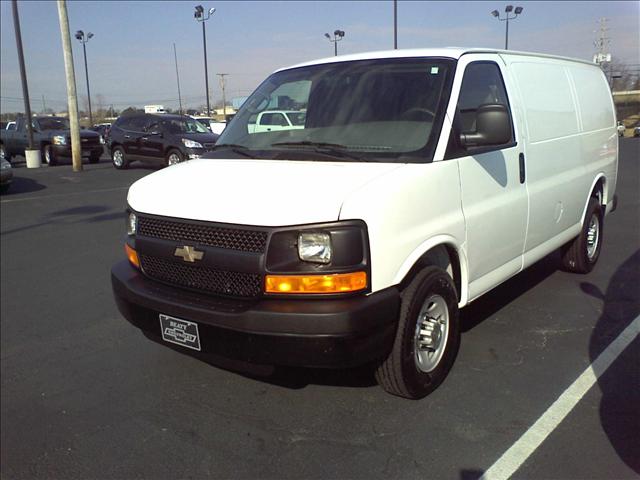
xmin=446 ymin=61 xmax=514 ymax=158
xmin=261 ymin=113 xmax=288 ymax=126
xmin=127 ymin=117 xmax=148 ymax=132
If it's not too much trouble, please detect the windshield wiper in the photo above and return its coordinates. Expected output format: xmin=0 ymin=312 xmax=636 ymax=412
xmin=211 ymin=143 xmax=255 ymax=158
xmin=270 ymin=141 xmax=366 ymax=161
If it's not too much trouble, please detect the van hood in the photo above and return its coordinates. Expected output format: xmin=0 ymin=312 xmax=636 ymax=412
xmin=127 ymin=158 xmax=403 ymax=226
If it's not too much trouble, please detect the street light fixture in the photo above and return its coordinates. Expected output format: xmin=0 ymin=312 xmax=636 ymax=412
xmin=490 ymin=5 xmax=523 ymax=50
xmin=324 ymin=29 xmax=345 ymax=56
xmin=75 ymin=29 xmax=94 ymax=126
xmin=194 ymin=5 xmax=216 ymax=116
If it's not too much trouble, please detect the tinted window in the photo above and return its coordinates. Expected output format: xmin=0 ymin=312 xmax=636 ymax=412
xmin=127 ymin=116 xmax=148 ymax=132
xmin=37 ymin=117 xmax=70 ymax=130
xmin=261 ymin=113 xmax=288 ymax=126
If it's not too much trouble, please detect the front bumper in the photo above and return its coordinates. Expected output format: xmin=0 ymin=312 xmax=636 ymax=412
xmin=52 ymin=144 xmax=103 ymax=157
xmin=111 ymin=261 xmax=400 ymax=368
xmin=184 ymin=146 xmax=215 ymax=160
xmin=0 ymin=168 xmax=12 ymax=185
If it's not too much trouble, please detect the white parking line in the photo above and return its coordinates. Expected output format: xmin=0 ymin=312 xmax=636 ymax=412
xmin=481 ymin=315 xmax=640 ymax=480
xmin=0 ymin=186 xmax=128 ymax=204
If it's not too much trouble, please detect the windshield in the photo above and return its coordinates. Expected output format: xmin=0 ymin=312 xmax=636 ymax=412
xmin=38 ymin=117 xmax=70 ymax=130
xmin=161 ymin=118 xmax=209 ymax=134
xmin=214 ymin=58 xmax=454 ymax=162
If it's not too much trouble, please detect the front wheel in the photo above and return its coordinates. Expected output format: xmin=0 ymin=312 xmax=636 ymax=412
xmin=375 ymin=266 xmax=460 ymax=399
xmin=0 ymin=144 xmax=10 ymax=162
xmin=42 ymin=144 xmax=57 ymax=166
xmin=561 ymin=197 xmax=603 ymax=273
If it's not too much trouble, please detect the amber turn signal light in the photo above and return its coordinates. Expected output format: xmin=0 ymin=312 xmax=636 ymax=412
xmin=265 ymin=271 xmax=367 ymax=294
xmin=125 ymin=244 xmax=140 ymax=269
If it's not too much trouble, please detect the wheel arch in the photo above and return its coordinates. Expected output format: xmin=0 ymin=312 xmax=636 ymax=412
xmin=393 ymin=235 xmax=469 ymax=307
xmin=580 ymin=174 xmax=607 ymax=226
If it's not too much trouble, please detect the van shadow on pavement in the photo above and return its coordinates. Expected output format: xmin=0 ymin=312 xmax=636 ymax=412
xmin=582 ymin=249 xmax=640 ymax=474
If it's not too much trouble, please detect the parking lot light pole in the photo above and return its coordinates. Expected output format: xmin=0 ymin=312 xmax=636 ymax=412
xmin=491 ymin=5 xmax=523 ymax=50
xmin=75 ymin=30 xmax=93 ymax=126
xmin=324 ymin=29 xmax=345 ymax=56
xmin=194 ymin=5 xmax=215 ymax=116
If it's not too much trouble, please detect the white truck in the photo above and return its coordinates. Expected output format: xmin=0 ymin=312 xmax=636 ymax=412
xmin=112 ymin=48 xmax=618 ymax=399
xmin=144 ymin=105 xmax=167 ymax=114
xmin=247 ymin=110 xmax=306 ymax=133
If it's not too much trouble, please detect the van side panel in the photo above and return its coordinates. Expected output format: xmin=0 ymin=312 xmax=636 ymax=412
xmin=508 ymin=59 xmax=589 ymax=254
xmin=568 ymin=65 xmax=618 ymax=209
xmin=339 ymin=162 xmax=466 ymax=295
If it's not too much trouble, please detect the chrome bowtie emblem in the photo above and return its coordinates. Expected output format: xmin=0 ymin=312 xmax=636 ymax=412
xmin=174 ymin=245 xmax=204 ymax=263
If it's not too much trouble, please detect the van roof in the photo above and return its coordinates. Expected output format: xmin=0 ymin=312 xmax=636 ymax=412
xmin=278 ymin=47 xmax=597 ymax=72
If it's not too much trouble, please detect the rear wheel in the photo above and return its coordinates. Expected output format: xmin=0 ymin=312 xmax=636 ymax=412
xmin=111 ymin=146 xmax=129 ymax=169
xmin=43 ymin=144 xmax=57 ymax=166
xmin=375 ymin=266 xmax=460 ymax=399
xmin=561 ymin=197 xmax=603 ymax=273
xmin=165 ymin=149 xmax=183 ymax=167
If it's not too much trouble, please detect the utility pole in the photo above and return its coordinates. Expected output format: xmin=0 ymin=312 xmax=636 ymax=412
xmin=173 ymin=43 xmax=183 ymax=115
xmin=593 ymin=17 xmax=612 ymax=85
xmin=393 ymin=0 xmax=397 ymax=49
xmin=42 ymin=94 xmax=46 ymax=114
xmin=56 ymin=0 xmax=82 ymax=171
xmin=217 ymin=73 xmax=228 ymax=119
xmin=11 ymin=0 xmax=37 ymax=160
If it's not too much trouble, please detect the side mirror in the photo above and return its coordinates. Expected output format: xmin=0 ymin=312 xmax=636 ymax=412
xmin=459 ymin=104 xmax=511 ymax=148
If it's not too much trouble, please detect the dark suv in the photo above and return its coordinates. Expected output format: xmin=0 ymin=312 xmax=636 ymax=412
xmin=108 ymin=114 xmax=219 ymax=169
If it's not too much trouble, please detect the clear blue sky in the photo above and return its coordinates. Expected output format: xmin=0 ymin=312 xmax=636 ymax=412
xmin=1 ymin=0 xmax=638 ymax=113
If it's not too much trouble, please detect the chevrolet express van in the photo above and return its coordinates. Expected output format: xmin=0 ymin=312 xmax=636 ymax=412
xmin=112 ymin=48 xmax=618 ymax=399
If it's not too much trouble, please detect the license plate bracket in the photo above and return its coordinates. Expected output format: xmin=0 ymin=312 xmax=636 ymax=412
xmin=159 ymin=314 xmax=201 ymax=351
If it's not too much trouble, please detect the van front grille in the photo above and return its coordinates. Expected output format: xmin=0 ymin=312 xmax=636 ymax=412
xmin=140 ymin=254 xmax=262 ymax=298
xmin=137 ymin=216 xmax=268 ymax=253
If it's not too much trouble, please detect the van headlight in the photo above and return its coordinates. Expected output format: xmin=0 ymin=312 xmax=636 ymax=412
xmin=127 ymin=212 xmax=138 ymax=236
xmin=52 ymin=135 xmax=67 ymax=145
xmin=265 ymin=221 xmax=369 ymax=295
xmin=99 ymin=135 xmax=105 ymax=144
xmin=182 ymin=139 xmax=203 ymax=148
xmin=298 ymin=232 xmax=332 ymax=264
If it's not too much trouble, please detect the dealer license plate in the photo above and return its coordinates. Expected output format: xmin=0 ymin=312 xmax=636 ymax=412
xmin=159 ymin=314 xmax=201 ymax=351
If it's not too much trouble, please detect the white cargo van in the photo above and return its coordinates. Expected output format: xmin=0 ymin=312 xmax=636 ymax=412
xmin=112 ymin=48 xmax=618 ymax=399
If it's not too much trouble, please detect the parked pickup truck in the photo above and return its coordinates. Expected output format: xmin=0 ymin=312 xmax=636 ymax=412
xmin=247 ymin=110 xmax=306 ymax=133
xmin=0 ymin=116 xmax=104 ymax=166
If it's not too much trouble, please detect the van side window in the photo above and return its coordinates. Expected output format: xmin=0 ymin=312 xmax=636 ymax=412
xmin=445 ymin=62 xmax=514 ymax=159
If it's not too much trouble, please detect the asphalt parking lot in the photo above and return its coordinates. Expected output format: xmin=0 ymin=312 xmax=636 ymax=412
xmin=1 ymin=141 xmax=639 ymax=479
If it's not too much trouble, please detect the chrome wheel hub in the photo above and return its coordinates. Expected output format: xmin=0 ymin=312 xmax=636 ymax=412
xmin=414 ymin=294 xmax=449 ymax=373
xmin=586 ymin=214 xmax=599 ymax=260
xmin=113 ymin=151 xmax=123 ymax=167
xmin=168 ymin=154 xmax=180 ymax=165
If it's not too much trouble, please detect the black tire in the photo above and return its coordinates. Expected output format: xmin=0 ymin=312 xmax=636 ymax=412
xmin=0 ymin=183 xmax=9 ymax=194
xmin=111 ymin=146 xmax=129 ymax=169
xmin=165 ymin=149 xmax=183 ymax=167
xmin=561 ymin=197 xmax=604 ymax=273
xmin=375 ymin=266 xmax=460 ymax=399
xmin=89 ymin=153 xmax=101 ymax=164
xmin=0 ymin=143 xmax=10 ymax=162
xmin=43 ymin=144 xmax=57 ymax=166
